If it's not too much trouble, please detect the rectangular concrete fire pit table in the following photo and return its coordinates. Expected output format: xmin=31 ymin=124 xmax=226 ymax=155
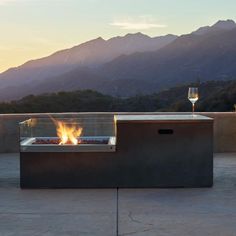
xmin=20 ymin=114 xmax=213 ymax=188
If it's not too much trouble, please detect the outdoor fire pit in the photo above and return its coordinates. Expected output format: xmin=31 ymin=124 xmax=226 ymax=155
xmin=20 ymin=114 xmax=214 ymax=188
xmin=20 ymin=117 xmax=116 ymax=153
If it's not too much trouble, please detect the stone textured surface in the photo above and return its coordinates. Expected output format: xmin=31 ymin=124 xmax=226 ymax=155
xmin=0 ymin=153 xmax=236 ymax=235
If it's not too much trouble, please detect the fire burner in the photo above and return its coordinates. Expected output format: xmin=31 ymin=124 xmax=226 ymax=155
xmin=32 ymin=138 xmax=109 ymax=145
xmin=21 ymin=136 xmax=115 ymax=152
xmin=20 ymin=117 xmax=116 ymax=152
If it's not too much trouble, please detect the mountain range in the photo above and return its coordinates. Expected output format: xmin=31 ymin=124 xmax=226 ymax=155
xmin=0 ymin=19 xmax=236 ymax=100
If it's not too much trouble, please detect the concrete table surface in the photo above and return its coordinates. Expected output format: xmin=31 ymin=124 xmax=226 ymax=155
xmin=115 ymin=114 xmax=213 ymax=122
xmin=1 ymin=153 xmax=236 ymax=236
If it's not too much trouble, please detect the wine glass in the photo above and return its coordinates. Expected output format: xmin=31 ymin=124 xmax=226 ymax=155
xmin=188 ymin=87 xmax=199 ymax=115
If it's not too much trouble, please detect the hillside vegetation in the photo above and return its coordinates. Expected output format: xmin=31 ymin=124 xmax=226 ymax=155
xmin=0 ymin=80 xmax=235 ymax=113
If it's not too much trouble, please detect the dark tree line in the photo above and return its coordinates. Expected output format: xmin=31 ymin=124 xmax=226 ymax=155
xmin=0 ymin=80 xmax=235 ymax=113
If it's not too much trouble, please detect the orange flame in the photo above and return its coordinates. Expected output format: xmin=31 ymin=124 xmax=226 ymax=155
xmin=56 ymin=121 xmax=82 ymax=145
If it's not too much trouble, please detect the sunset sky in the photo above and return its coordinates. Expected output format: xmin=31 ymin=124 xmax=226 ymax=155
xmin=0 ymin=0 xmax=235 ymax=72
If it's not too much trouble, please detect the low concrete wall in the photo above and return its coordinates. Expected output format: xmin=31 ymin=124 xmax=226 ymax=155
xmin=0 ymin=112 xmax=235 ymax=153
xmin=203 ymin=112 xmax=236 ymax=153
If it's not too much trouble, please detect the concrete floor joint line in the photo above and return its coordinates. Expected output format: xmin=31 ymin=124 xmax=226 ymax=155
xmin=116 ymin=187 xmax=119 ymax=236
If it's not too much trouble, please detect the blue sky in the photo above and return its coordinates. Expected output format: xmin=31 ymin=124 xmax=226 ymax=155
xmin=0 ymin=0 xmax=235 ymax=72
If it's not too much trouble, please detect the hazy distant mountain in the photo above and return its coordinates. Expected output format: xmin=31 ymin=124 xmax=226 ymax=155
xmin=35 ymin=19 xmax=236 ymax=97
xmin=0 ymin=68 xmax=158 ymax=100
xmin=19 ymin=20 xmax=236 ymax=98
xmin=0 ymin=19 xmax=236 ymax=100
xmin=192 ymin=19 xmax=236 ymax=35
xmin=97 ymin=20 xmax=236 ymax=93
xmin=0 ymin=33 xmax=177 ymax=90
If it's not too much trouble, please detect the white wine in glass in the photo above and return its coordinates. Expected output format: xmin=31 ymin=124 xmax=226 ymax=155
xmin=188 ymin=87 xmax=199 ymax=115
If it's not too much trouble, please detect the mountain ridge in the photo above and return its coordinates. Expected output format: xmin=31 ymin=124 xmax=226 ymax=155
xmin=0 ymin=32 xmax=177 ymax=93
xmin=0 ymin=19 xmax=236 ymax=100
xmin=192 ymin=19 xmax=236 ymax=35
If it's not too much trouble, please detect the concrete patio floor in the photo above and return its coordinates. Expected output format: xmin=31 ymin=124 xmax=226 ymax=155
xmin=0 ymin=153 xmax=236 ymax=236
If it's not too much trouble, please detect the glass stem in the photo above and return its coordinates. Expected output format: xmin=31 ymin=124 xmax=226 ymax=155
xmin=192 ymin=103 xmax=195 ymax=114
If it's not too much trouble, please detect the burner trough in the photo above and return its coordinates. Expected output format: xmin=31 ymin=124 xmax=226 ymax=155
xmin=20 ymin=136 xmax=116 ymax=152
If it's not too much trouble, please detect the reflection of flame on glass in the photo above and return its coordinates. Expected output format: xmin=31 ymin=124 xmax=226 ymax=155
xmin=56 ymin=121 xmax=82 ymax=145
xmin=27 ymin=118 xmax=37 ymax=127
